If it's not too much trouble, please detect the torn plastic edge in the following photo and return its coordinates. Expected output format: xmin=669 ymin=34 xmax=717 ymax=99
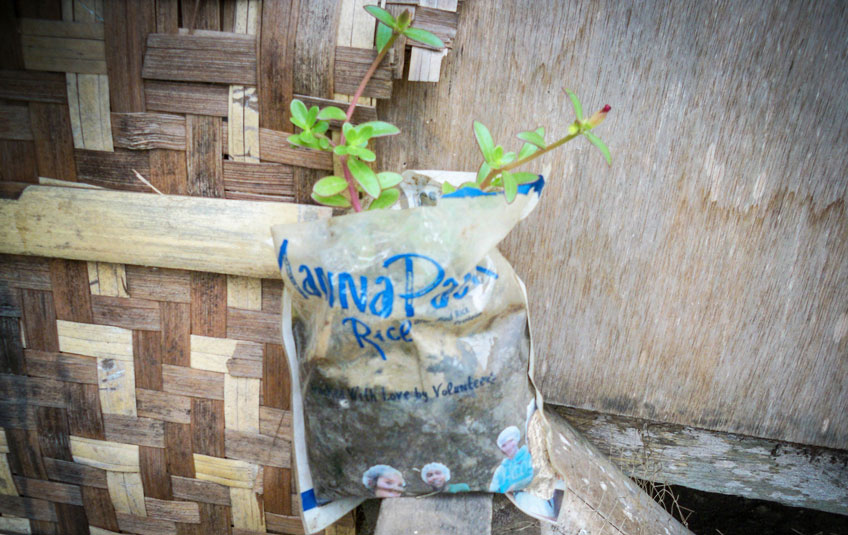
xmin=441 ymin=175 xmax=545 ymax=199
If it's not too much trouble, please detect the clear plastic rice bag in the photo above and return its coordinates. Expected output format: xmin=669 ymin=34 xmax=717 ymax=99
xmin=271 ymin=175 xmax=561 ymax=533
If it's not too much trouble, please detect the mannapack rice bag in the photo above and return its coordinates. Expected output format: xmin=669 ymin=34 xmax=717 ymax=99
xmin=271 ymin=176 xmax=563 ymax=533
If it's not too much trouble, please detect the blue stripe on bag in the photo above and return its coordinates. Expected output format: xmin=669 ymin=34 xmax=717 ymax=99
xmin=441 ymin=176 xmax=545 ymax=199
xmin=301 ymin=489 xmax=317 ymax=511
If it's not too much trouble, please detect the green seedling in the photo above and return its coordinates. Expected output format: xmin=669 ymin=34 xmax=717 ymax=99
xmin=287 ymin=5 xmax=612 ymax=211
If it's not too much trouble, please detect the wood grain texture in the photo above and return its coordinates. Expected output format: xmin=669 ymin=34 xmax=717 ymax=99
xmin=25 ymin=350 xmax=97 ymax=384
xmin=66 ymin=73 xmax=114 ymax=151
xmin=375 ymin=493 xmax=492 ymax=535
xmin=91 ymin=295 xmax=160 ymax=331
xmin=49 ymin=259 xmax=92 ymax=323
xmin=185 ymin=114 xmax=224 ymax=198
xmin=88 ymin=262 xmax=129 ymax=298
xmin=116 ymin=512 xmax=177 ymax=535
xmin=264 ymin=512 xmax=303 ymax=534
xmin=104 ymin=0 xmax=154 ymax=113
xmin=70 ymin=435 xmax=139 ymax=472
xmin=230 ymin=487 xmax=264 ymax=532
xmin=21 ymin=35 xmax=107 ymax=74
xmin=334 ymin=47 xmax=393 ymax=99
xmin=144 ymin=81 xmax=229 ymax=117
xmin=148 ymin=149 xmax=188 ymax=196
xmin=557 ymin=405 xmax=848 ymax=515
xmin=43 ymin=457 xmax=108 ymax=488
xmin=65 ymin=382 xmax=105 ymax=440
xmin=0 ymin=186 xmax=326 ymax=279
xmin=0 ymin=140 xmax=38 ymax=183
xmin=224 ymin=430 xmax=288 ymax=468
xmin=164 ymin=423 xmax=194 ymax=479
xmin=223 ymin=376 xmax=259 ymax=433
xmin=0 ymin=256 xmax=52 ymax=291
xmin=83 ymin=485 xmax=120 ymax=531
xmin=111 ymin=112 xmax=186 ymax=150
xmin=133 ymin=330 xmax=163 ymax=391
xmin=144 ymin=497 xmax=200 ymax=523
xmin=190 ymin=272 xmax=227 ymax=337
xmin=191 ymin=398 xmax=225 ymax=457
xmin=226 ymin=275 xmax=262 ymax=311
xmin=142 ymin=31 xmax=257 ymax=85
xmin=261 ymin=344 xmax=288 ymax=411
xmin=258 ymin=0 xmax=298 ymax=131
xmin=75 ymin=148 xmax=150 ymax=191
xmin=226 ymin=308 xmax=281 ymax=344
xmin=21 ymin=289 xmax=59 ymax=351
xmin=293 ymin=94 xmax=377 ymax=126
xmin=5 ymin=429 xmax=47 ymax=478
xmin=162 ymin=364 xmax=224 ymax=400
xmin=170 ymin=476 xmax=231 ymax=506
xmin=126 ymin=266 xmax=191 ymax=304
xmin=190 ymin=335 xmax=263 ymax=375
xmin=193 ymin=454 xmax=258 ymax=489
xmin=293 ymin=0 xmax=339 ymax=98
xmin=13 ymin=477 xmax=83 ymax=506
xmin=222 ymin=161 xmax=295 ymax=202
xmin=257 ymin=407 xmax=291 ymax=440
xmin=378 ymin=1 xmax=848 ymax=449
xmin=1 ymin=317 xmax=26 ymax=375
xmin=0 ymin=103 xmax=33 ymax=141
xmin=258 ymin=128 xmax=333 ymax=170
xmin=57 ymin=320 xmax=133 ymax=361
xmin=261 ymin=467 xmax=290 ymax=516
xmin=136 ymin=389 xmax=191 ymax=424
xmin=97 ymin=357 xmax=137 ymax=417
xmin=104 ymin=414 xmax=165 ymax=448
xmin=0 ymin=494 xmax=57 ymax=522
xmin=35 ymin=405 xmax=72 ymax=460
xmin=0 ymin=374 xmax=67 ymax=408
xmin=0 ymin=70 xmax=66 ymax=103
xmin=160 ymin=302 xmax=190 ymax=368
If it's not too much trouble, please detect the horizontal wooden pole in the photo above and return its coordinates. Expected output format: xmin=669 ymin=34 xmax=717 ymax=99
xmin=554 ymin=405 xmax=848 ymax=516
xmin=0 ymin=186 xmax=329 ymax=279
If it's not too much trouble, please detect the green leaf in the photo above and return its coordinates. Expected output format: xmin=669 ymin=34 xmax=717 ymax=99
xmin=518 ymin=142 xmax=538 ymax=160
xmin=442 ymin=182 xmax=456 ymax=194
xmin=347 ymin=157 xmax=380 ymax=198
xmin=513 ymin=172 xmax=539 ymax=184
xmin=493 ymin=145 xmax=504 ymax=164
xmin=319 ymin=137 xmax=331 ymax=150
xmin=306 ymin=106 xmax=319 ymax=127
xmin=402 ymin=27 xmax=444 ymax=48
xmin=311 ymin=192 xmax=351 ymax=208
xmin=583 ymin=131 xmax=612 ymax=166
xmin=502 ymin=171 xmax=518 ymax=203
xmin=317 ymin=106 xmax=346 ymax=121
xmin=368 ymin=188 xmax=400 ymax=210
xmin=333 ymin=145 xmax=348 ymax=156
xmin=287 ymin=134 xmax=307 ymax=148
xmin=358 ymin=121 xmax=399 ymax=138
xmin=490 ymin=174 xmax=503 ymax=187
xmin=476 ymin=161 xmax=491 ymax=184
xmin=473 ymin=121 xmax=495 ymax=164
xmin=300 ymin=130 xmax=315 ymax=144
xmin=377 ymin=172 xmax=403 ymax=189
xmin=566 ymin=89 xmax=584 ymax=121
xmin=313 ymin=175 xmax=349 ymax=197
xmin=517 ymin=130 xmax=546 ymax=149
xmin=313 ymin=121 xmax=329 ymax=135
xmin=353 ymin=124 xmax=373 ymax=143
xmin=350 ymin=147 xmax=376 ymax=162
xmin=290 ymin=99 xmax=308 ymax=129
xmin=501 ymin=151 xmax=517 ymax=165
xmin=364 ymin=5 xmax=397 ymax=29
xmin=376 ymin=22 xmax=393 ymax=53
xmin=458 ymin=181 xmax=479 ymax=190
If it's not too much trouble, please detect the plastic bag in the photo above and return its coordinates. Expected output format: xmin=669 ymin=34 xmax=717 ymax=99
xmin=272 ymin=176 xmax=559 ymax=533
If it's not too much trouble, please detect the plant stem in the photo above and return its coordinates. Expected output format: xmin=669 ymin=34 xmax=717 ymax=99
xmin=479 ymin=129 xmax=582 ymax=190
xmin=340 ymin=33 xmax=399 ymax=211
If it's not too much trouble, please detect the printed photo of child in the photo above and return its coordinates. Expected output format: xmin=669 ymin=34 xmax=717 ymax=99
xmin=362 ymin=465 xmax=405 ymax=498
xmin=421 ymin=462 xmax=470 ymax=493
xmin=489 ymin=425 xmax=534 ymax=493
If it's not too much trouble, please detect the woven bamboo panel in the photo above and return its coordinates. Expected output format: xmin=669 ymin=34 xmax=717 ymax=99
xmin=0 ymin=0 xmax=459 ymax=533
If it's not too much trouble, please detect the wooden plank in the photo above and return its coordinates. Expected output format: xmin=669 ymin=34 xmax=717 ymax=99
xmin=185 ymin=114 xmax=224 ymax=197
xmin=57 ymin=320 xmax=133 ymax=361
xmin=126 ymin=266 xmax=191 ymax=304
xmin=25 ymin=350 xmax=97 ymax=384
xmin=0 ymin=495 xmax=57 ymax=522
xmin=107 ymin=471 xmax=147 ymax=516
xmin=170 ymin=476 xmax=230 ymax=506
xmin=197 ymin=503 xmax=230 ymax=535
xmin=35 ymin=405 xmax=72 ymax=460
xmin=142 ymin=32 xmax=257 ymax=85
xmin=133 ymin=330 xmax=163 ymax=391
xmin=223 ymin=160 xmax=294 ymax=201
xmin=225 ymin=429 xmax=289 ymax=468
xmin=260 ymin=280 xmax=282 ymax=314
xmin=70 ymin=435 xmax=139 ymax=472
xmin=66 ymin=73 xmax=114 ymax=151
xmin=65 ymin=382 xmax=105 ymax=439
xmin=0 ymin=141 xmax=38 ymax=183
xmin=28 ymin=102 xmax=76 ymax=181
xmin=164 ymin=423 xmax=193 ymax=479
xmin=75 ymin=148 xmax=150 ymax=191
xmin=557 ymin=405 xmax=848 ymax=515
xmin=0 ymin=186 xmax=326 ymax=279
xmin=136 ymin=389 xmax=191 ymax=424
xmin=0 ymin=374 xmax=67 ymax=408
xmin=265 ymin=512 xmax=303 ymax=534
xmin=5 ymin=429 xmax=47 ymax=478
xmin=333 ymin=47 xmax=393 ymax=99
xmin=0 ymin=317 xmax=26 ymax=375
xmin=144 ymin=497 xmax=200 ymax=524
xmin=116 ymin=513 xmax=177 ymax=535
xmin=190 ymin=273 xmax=227 ymax=337
xmin=21 ymin=35 xmax=107 ymax=74
xmin=161 ymin=364 xmax=224 ymax=400
xmin=230 ymin=487 xmax=264 ymax=532
xmin=88 ymin=262 xmax=129 ymax=298
xmin=49 ymin=258 xmax=92 ymax=323
xmin=378 ymin=1 xmax=848 ymax=451
xmin=104 ymin=414 xmax=166 ymax=448
xmin=20 ymin=289 xmax=59 ymax=351
xmin=293 ymin=0 xmax=340 ymax=98
xmin=104 ymin=0 xmax=154 ymax=112
xmin=0 ymin=103 xmax=33 ymax=141
xmin=90 ymin=295 xmax=161 ymax=331
xmin=258 ymin=407 xmax=292 ymax=439
xmin=408 ymin=47 xmax=447 ymax=82
xmin=0 ymin=256 xmax=52 ymax=291
xmin=190 ymin=335 xmax=263 ymax=375
xmin=111 ymin=113 xmax=186 ymax=150
xmin=226 ymin=308 xmax=281 ymax=344
xmin=191 ymin=399 xmax=225 ymax=457
xmin=160 ymin=302 xmax=190 ymax=368
xmin=193 ymin=454 xmax=258 ymax=489
xmin=0 ymin=70 xmax=67 ymax=103
xmin=258 ymin=0 xmax=298 ymax=131
xmin=262 ymin=467 xmax=291 ymax=515
xmin=226 ymin=276 xmax=263 ymax=312
xmin=42 ymin=457 xmax=108 ymax=488
xmin=144 ymin=81 xmax=229 ymax=116
xmin=84 ymin=489 xmax=121 ymax=532
xmin=13 ymin=477 xmax=83 ymax=506
xmin=19 ymin=18 xmax=104 ymax=39
xmin=224 ymin=376 xmax=260 ymax=433
xmin=148 ymin=149 xmax=187 ymax=196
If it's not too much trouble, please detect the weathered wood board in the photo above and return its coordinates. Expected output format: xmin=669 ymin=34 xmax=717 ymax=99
xmin=378 ymin=1 xmax=848 ymax=450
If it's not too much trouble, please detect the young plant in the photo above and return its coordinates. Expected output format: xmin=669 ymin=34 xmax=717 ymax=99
xmin=444 ymin=90 xmax=612 ymax=202
xmin=287 ymin=6 xmax=443 ymax=212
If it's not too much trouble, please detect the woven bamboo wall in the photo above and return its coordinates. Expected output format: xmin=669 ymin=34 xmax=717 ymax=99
xmin=0 ymin=0 xmax=459 ymax=533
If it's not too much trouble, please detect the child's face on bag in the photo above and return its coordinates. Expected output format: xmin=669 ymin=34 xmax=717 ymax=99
xmin=424 ymin=469 xmax=446 ymax=488
xmin=375 ymin=473 xmax=405 ymax=497
xmin=500 ymin=438 xmax=519 ymax=458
